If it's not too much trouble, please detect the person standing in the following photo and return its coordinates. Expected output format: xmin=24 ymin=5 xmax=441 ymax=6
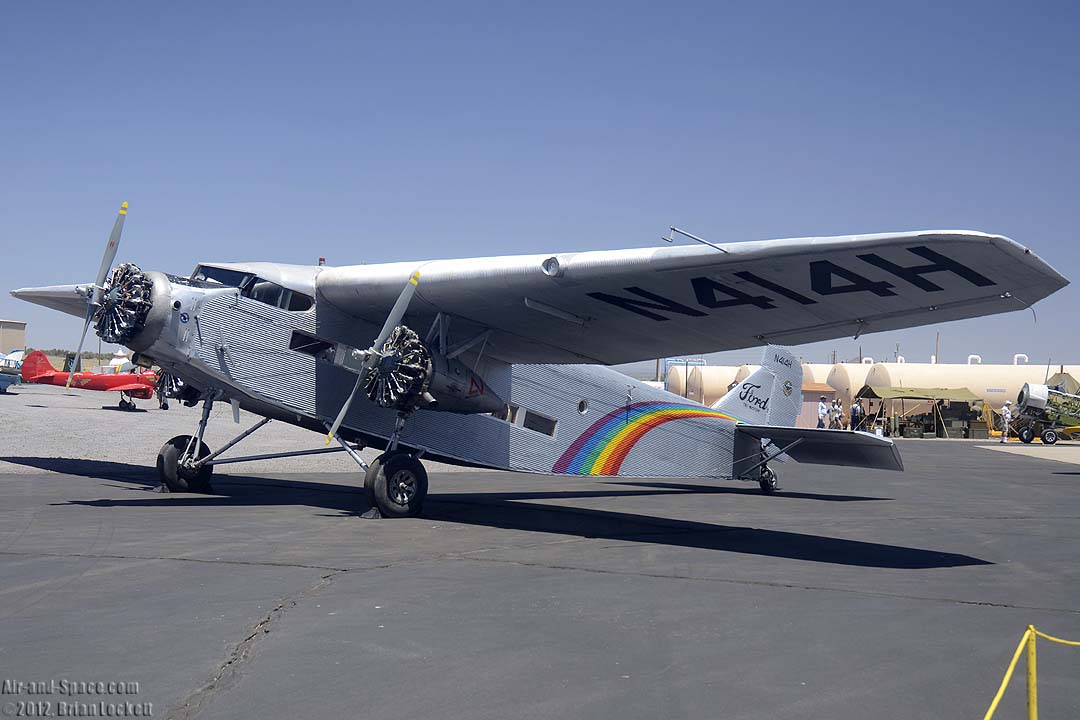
xmin=817 ymin=395 xmax=828 ymax=429
xmin=1000 ymin=400 xmax=1013 ymax=443
xmin=850 ymin=400 xmax=864 ymax=431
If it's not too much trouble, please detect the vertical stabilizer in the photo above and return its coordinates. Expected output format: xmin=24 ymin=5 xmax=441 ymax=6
xmin=20 ymin=350 xmax=58 ymax=382
xmin=711 ymin=345 xmax=803 ymax=426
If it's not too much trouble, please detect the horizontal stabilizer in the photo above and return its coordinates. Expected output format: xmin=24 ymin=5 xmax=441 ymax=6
xmin=737 ymin=425 xmax=903 ymax=472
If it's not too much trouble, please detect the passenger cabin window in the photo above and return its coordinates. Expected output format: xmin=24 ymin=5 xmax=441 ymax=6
xmin=248 ymin=279 xmax=313 ymax=311
xmin=522 ymin=410 xmax=557 ymax=437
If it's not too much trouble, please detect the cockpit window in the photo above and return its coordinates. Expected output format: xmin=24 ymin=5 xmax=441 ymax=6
xmin=190 ymin=266 xmax=314 ymax=311
xmin=192 ymin=265 xmax=250 ymax=288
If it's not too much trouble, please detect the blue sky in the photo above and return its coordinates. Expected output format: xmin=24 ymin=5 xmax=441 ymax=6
xmin=2 ymin=1 xmax=1077 ymax=369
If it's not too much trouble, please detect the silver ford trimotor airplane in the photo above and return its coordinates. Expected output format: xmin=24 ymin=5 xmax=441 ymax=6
xmin=12 ymin=205 xmax=1068 ymax=517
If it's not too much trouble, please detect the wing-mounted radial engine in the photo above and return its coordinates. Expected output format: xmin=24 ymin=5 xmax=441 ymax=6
xmin=362 ymin=325 xmax=432 ymax=411
xmin=325 ymin=270 xmax=506 ymax=444
xmin=337 ymin=323 xmax=505 ymax=416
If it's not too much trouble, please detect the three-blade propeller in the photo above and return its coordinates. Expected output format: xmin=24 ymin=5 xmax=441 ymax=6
xmin=67 ymin=202 xmax=128 ymax=387
xmin=325 ymin=269 xmax=421 ymax=443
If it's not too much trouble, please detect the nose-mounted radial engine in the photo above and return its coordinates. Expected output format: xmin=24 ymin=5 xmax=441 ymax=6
xmin=93 ymin=263 xmax=155 ymax=345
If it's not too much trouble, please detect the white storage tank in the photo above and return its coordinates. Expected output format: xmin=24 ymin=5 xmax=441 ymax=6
xmin=686 ymin=366 xmax=740 ymax=405
xmin=801 ymin=363 xmax=834 ymax=384
xmin=863 ymin=362 xmax=1056 ymax=411
xmin=827 ymin=362 xmax=876 ymax=409
xmin=666 ymin=365 xmax=690 ymax=398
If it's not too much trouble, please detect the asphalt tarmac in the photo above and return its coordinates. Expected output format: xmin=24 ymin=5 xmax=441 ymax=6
xmin=1 ymin=384 xmax=1079 ymax=719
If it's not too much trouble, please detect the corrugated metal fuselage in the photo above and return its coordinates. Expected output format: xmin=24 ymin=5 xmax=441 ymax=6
xmin=149 ymin=291 xmax=736 ymax=479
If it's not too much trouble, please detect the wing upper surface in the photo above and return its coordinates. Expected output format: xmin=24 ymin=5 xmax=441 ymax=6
xmin=317 ymin=230 xmax=1067 ymax=364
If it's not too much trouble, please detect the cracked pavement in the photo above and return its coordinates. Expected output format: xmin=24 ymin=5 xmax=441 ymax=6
xmin=1 ymin=386 xmax=1079 ymax=718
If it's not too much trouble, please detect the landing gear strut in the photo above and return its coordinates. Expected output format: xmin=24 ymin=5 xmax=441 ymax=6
xmin=156 ymin=394 xmax=216 ymax=493
xmin=352 ymin=412 xmax=428 ymax=518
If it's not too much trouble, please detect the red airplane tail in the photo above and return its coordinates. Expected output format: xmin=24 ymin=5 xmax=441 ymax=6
xmin=21 ymin=350 xmax=58 ymax=382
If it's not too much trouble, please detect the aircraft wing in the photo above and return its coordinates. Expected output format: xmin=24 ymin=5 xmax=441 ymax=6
xmin=105 ymin=383 xmax=155 ymax=398
xmin=316 ymin=230 xmax=1067 ymax=364
xmin=737 ymin=425 xmax=904 ymax=471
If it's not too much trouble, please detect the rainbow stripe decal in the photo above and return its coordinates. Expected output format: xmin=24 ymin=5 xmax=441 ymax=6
xmin=552 ymin=401 xmax=740 ymax=476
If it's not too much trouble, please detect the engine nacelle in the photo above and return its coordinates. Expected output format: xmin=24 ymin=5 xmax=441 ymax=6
xmin=427 ymin=354 xmax=506 ymax=415
xmin=1017 ymin=383 xmax=1049 ymax=413
xmin=1017 ymin=382 xmax=1080 ymax=427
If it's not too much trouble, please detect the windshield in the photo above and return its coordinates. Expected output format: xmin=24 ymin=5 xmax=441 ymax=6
xmin=191 ymin=265 xmax=251 ymax=288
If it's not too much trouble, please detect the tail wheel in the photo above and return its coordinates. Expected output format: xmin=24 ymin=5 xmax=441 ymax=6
xmin=157 ymin=435 xmax=214 ymax=493
xmin=759 ymin=466 xmax=778 ymax=495
xmin=1041 ymin=428 xmax=1059 ymax=445
xmin=364 ymin=451 xmax=428 ymax=518
xmin=1018 ymin=426 xmax=1035 ymax=444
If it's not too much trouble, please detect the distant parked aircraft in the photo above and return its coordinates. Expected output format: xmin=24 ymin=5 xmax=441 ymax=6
xmin=20 ymin=350 xmax=157 ymax=410
xmin=0 ymin=350 xmax=22 ymax=393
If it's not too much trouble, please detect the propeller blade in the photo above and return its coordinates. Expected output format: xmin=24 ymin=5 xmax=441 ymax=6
xmin=66 ymin=312 xmax=94 ymax=387
xmin=325 ymin=374 xmax=364 ymax=444
xmin=67 ymin=202 xmax=128 ymax=387
xmin=371 ymin=270 xmax=420 ymax=351
xmin=324 ymin=270 xmax=421 ymax=443
xmin=91 ymin=202 xmax=128 ymax=305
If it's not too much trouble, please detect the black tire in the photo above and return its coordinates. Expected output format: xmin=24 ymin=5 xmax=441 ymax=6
xmin=1041 ymin=428 xmax=1059 ymax=446
xmin=364 ymin=452 xmax=427 ymax=518
xmin=1018 ymin=427 xmax=1035 ymax=444
xmin=759 ymin=466 xmax=778 ymax=495
xmin=157 ymin=435 xmax=214 ymax=493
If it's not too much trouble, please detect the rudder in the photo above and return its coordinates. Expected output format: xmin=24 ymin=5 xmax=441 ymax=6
xmin=711 ymin=345 xmax=802 ymax=426
xmin=20 ymin=350 xmax=57 ymax=382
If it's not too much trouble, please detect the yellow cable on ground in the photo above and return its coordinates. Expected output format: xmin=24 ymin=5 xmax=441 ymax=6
xmin=983 ymin=629 xmax=1032 ymax=720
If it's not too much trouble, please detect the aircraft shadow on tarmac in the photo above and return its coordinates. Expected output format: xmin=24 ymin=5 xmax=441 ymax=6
xmin=3 ymin=456 xmax=986 ymax=570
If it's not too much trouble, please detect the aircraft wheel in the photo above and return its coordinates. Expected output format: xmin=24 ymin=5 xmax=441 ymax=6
xmin=157 ymin=435 xmax=214 ymax=493
xmin=1041 ymin=428 xmax=1059 ymax=446
xmin=1018 ymin=427 xmax=1035 ymax=444
xmin=364 ymin=452 xmax=427 ymax=518
xmin=759 ymin=466 xmax=778 ymax=495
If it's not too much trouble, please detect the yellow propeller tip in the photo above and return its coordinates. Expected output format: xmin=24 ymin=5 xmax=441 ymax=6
xmin=325 ymin=433 xmax=333 ymax=445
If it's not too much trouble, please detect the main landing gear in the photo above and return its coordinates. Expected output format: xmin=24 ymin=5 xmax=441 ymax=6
xmin=156 ymin=394 xmax=216 ymax=493
xmin=152 ymin=394 xmax=430 ymax=516
xmin=118 ymin=394 xmax=138 ymax=411
xmin=362 ymin=451 xmax=428 ymax=518
xmin=358 ymin=413 xmax=428 ymax=518
xmin=758 ymin=465 xmax=779 ymax=495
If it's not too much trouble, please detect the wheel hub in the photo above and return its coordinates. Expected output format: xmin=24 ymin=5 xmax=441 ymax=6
xmin=389 ymin=470 xmax=416 ymax=505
